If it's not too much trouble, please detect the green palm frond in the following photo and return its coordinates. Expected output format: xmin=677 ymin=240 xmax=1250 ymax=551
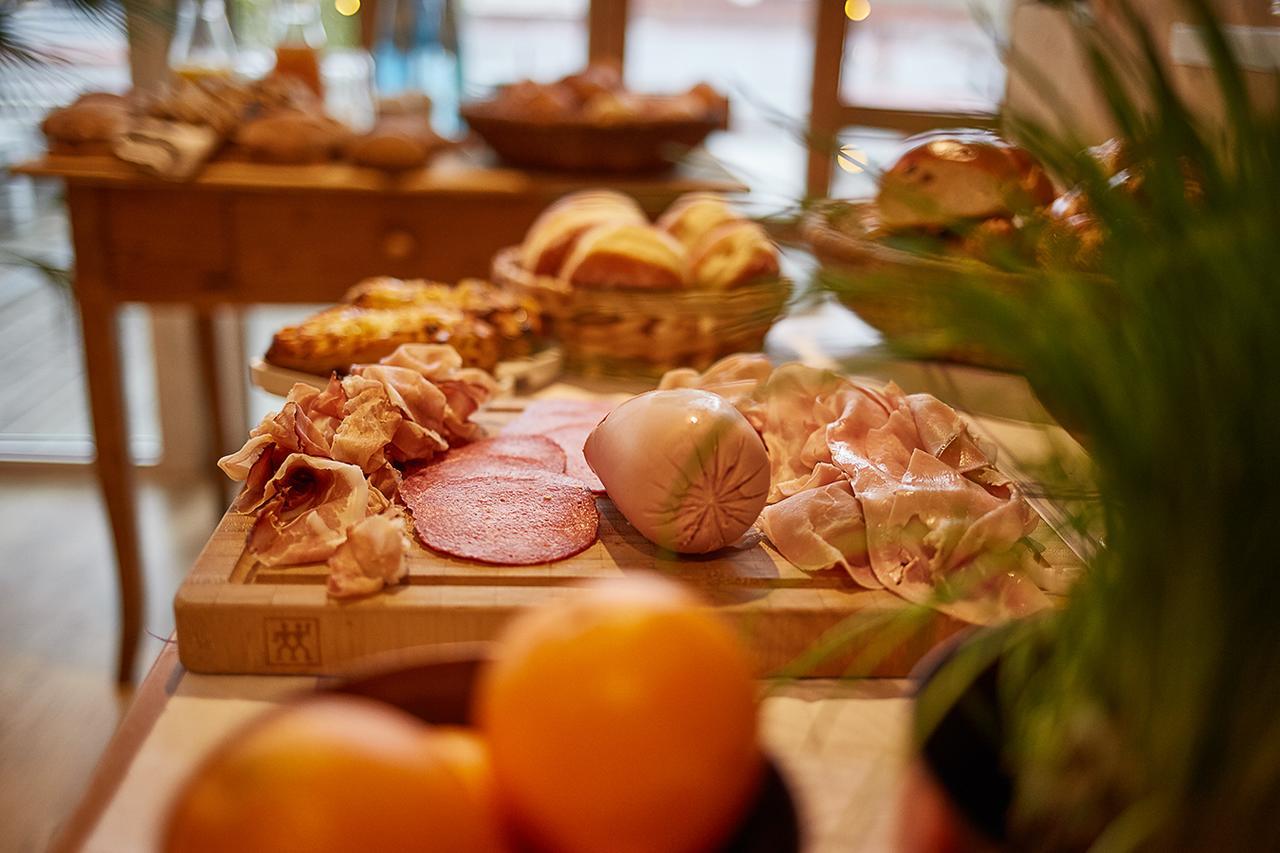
xmin=817 ymin=0 xmax=1280 ymax=848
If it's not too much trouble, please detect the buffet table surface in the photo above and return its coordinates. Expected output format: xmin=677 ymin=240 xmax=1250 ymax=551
xmin=54 ymin=644 xmax=913 ymax=853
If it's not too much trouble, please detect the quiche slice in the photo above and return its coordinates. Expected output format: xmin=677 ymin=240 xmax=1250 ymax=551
xmin=265 ymin=304 xmax=501 ymax=375
xmin=341 ymin=277 xmax=543 ymax=357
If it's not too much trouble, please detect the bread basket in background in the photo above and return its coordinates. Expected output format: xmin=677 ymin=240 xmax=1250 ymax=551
xmin=492 ymin=247 xmax=790 ymax=379
xmin=461 ymin=106 xmax=724 ymax=173
xmin=803 ymin=201 xmax=1030 ymax=370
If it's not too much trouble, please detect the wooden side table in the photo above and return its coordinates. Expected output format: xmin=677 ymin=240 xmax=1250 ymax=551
xmin=15 ymin=151 xmax=746 ymax=684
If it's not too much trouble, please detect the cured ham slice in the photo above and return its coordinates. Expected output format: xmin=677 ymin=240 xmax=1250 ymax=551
xmin=326 ymin=511 xmax=408 ymax=599
xmin=854 ymin=452 xmax=1048 ymax=622
xmin=736 ymin=364 xmax=869 ymax=502
xmin=757 ymin=475 xmax=878 ymax=588
xmin=246 ymin=454 xmax=370 ymax=566
xmin=376 ymin=343 xmax=499 ymax=443
xmin=502 ymin=399 xmax=616 ymax=493
xmin=658 ymin=353 xmax=774 ymax=407
xmin=331 ymin=375 xmax=402 ymax=474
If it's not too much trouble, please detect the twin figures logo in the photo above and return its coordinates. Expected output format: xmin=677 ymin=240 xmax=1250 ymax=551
xmin=265 ymin=618 xmax=321 ymax=666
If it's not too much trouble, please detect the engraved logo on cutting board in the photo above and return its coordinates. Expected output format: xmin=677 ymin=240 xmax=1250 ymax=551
xmin=265 ymin=618 xmax=321 ymax=666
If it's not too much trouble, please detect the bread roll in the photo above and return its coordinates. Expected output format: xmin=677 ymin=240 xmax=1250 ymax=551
xmin=656 ymin=192 xmax=739 ymax=248
xmin=235 ymin=110 xmax=350 ymax=164
xmin=686 ymin=220 xmax=779 ymax=289
xmin=518 ymin=189 xmax=645 ymax=275
xmin=560 ymin=62 xmax=623 ymax=104
xmin=876 ymin=129 xmax=1055 ymax=230
xmin=347 ymin=115 xmax=447 ymax=171
xmin=560 ymin=223 xmax=686 ymax=289
xmin=41 ymin=94 xmax=130 ymax=155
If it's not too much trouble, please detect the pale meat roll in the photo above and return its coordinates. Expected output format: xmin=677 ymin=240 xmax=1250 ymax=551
xmin=584 ymin=389 xmax=770 ymax=554
xmin=560 ymin=223 xmax=686 ymax=289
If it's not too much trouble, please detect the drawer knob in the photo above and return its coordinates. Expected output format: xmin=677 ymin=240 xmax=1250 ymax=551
xmin=382 ymin=229 xmax=417 ymax=260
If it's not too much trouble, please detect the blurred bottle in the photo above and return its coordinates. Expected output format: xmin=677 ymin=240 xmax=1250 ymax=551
xmin=373 ymin=0 xmax=463 ymax=135
xmin=169 ymin=0 xmax=239 ymax=81
xmin=274 ymin=0 xmax=328 ymax=97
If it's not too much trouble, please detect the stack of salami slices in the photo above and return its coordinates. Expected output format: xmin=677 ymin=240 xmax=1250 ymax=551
xmin=399 ymin=438 xmax=597 ymax=566
xmin=500 ymin=399 xmax=616 ymax=493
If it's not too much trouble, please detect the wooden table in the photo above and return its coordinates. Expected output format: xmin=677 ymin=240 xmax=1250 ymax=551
xmin=50 ymin=643 xmax=915 ymax=853
xmin=13 ymin=150 xmax=746 ymax=685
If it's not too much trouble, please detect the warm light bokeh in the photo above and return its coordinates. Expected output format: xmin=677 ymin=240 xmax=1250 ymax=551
xmin=845 ymin=0 xmax=871 ymax=23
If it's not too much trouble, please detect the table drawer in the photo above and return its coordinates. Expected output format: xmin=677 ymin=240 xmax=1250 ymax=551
xmin=230 ymin=194 xmax=541 ymax=300
xmin=103 ymin=189 xmax=232 ymax=298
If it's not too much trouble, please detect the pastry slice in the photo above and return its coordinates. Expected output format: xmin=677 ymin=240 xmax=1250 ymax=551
xmin=265 ymin=305 xmax=499 ymax=374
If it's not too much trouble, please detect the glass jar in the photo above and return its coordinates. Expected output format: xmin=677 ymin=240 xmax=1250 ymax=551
xmin=274 ymin=0 xmax=328 ymax=96
xmin=168 ymin=0 xmax=239 ymax=81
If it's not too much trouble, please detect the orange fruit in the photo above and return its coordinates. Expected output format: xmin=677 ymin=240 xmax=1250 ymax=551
xmin=164 ymin=696 xmax=510 ymax=853
xmin=475 ymin=574 xmax=762 ymax=853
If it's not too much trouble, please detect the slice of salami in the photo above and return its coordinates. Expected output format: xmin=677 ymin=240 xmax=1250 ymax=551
xmin=436 ymin=434 xmax=567 ymax=471
xmin=406 ymin=471 xmax=599 ymax=565
xmin=502 ymin=399 xmax=614 ymax=438
xmin=399 ymin=435 xmax=566 ymax=505
xmin=544 ymin=422 xmax=606 ymax=494
xmin=502 ymin=400 xmax=614 ymax=494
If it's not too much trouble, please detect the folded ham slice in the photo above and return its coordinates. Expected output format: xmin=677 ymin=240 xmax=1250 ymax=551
xmin=220 ymin=344 xmax=499 ymax=505
xmin=658 ymin=353 xmax=774 ymax=408
xmin=326 ymin=511 xmax=408 ymax=598
xmin=757 ymin=473 xmax=878 ymax=588
xmin=246 ymin=454 xmax=370 ymax=566
xmin=737 ymin=364 xmax=869 ymax=502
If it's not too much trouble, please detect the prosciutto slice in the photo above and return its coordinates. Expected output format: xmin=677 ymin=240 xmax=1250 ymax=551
xmin=331 ymin=375 xmax=402 ymax=474
xmin=757 ymin=474 xmax=878 ymax=588
xmin=658 ymin=353 xmax=774 ymax=407
xmin=737 ymin=364 xmax=869 ymax=502
xmin=326 ymin=511 xmax=408 ymax=598
xmin=854 ymin=452 xmax=1048 ymax=621
xmin=246 ymin=454 xmax=370 ymax=566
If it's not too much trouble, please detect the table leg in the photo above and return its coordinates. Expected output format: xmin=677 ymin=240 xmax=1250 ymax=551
xmin=79 ymin=301 xmax=144 ymax=686
xmin=194 ymin=308 xmax=233 ymax=508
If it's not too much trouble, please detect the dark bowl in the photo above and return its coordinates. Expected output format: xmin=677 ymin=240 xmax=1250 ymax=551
xmin=460 ymin=103 xmax=723 ymax=173
xmin=329 ymin=644 xmax=801 ymax=853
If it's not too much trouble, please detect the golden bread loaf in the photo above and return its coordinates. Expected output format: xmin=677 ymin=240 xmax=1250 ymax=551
xmin=560 ymin=223 xmax=687 ymax=289
xmin=41 ymin=93 xmax=131 ymax=155
xmin=656 ymin=192 xmax=739 ymax=248
xmin=518 ymin=189 xmax=646 ymax=275
xmin=686 ymin=220 xmax=780 ymax=289
xmin=876 ymin=129 xmax=1056 ymax=231
xmin=235 ymin=110 xmax=350 ymax=164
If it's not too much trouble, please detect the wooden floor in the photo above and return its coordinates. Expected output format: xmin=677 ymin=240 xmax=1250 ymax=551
xmin=0 ymin=465 xmax=221 ymax=852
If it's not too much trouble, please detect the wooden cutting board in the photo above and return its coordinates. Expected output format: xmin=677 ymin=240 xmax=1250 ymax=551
xmin=174 ymin=400 xmax=1080 ymax=678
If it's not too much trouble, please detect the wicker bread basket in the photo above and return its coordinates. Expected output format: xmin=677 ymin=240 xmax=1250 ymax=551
xmin=802 ymin=201 xmax=1031 ymax=370
xmin=461 ymin=102 xmax=724 ymax=173
xmin=491 ymin=247 xmax=791 ymax=379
